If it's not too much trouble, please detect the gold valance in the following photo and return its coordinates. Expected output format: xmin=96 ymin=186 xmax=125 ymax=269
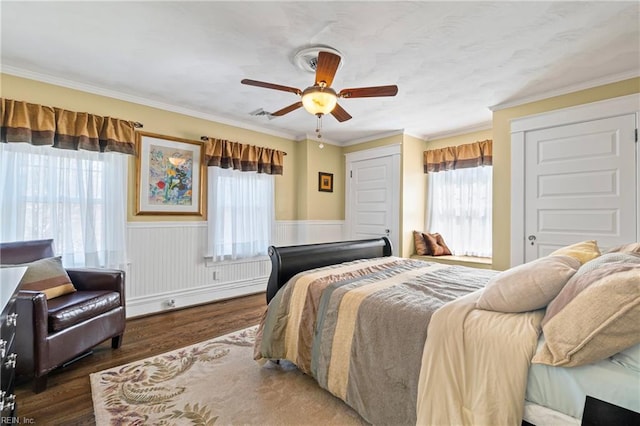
xmin=424 ymin=139 xmax=492 ymax=173
xmin=1 ymin=98 xmax=139 ymax=155
xmin=202 ymin=137 xmax=285 ymax=175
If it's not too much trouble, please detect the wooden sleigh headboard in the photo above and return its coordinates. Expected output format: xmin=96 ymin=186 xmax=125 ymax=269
xmin=266 ymin=237 xmax=393 ymax=303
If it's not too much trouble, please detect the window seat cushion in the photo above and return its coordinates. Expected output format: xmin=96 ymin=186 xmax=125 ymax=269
xmin=410 ymin=254 xmax=492 ymax=269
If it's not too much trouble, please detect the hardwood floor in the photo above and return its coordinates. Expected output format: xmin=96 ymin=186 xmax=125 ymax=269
xmin=14 ymin=293 xmax=267 ymax=425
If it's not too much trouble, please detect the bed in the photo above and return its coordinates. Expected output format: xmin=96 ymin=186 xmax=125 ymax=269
xmin=254 ymin=237 xmax=640 ymax=425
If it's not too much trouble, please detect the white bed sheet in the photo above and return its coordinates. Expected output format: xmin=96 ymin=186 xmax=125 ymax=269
xmin=523 ymin=401 xmax=580 ymax=426
xmin=525 ymin=338 xmax=640 ymax=421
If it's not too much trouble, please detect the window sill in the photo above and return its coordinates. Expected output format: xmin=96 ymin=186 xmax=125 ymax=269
xmin=410 ymin=254 xmax=493 ymax=270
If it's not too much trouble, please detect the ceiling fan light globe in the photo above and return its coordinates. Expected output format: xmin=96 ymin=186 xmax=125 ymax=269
xmin=301 ymin=86 xmax=337 ymax=115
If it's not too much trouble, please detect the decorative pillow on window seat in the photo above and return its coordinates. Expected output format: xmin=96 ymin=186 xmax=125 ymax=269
xmin=422 ymin=232 xmax=452 ymax=256
xmin=413 ymin=230 xmax=429 ymax=255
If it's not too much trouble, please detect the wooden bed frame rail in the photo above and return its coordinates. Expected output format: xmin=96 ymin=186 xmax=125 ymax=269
xmin=266 ymin=237 xmax=392 ymax=303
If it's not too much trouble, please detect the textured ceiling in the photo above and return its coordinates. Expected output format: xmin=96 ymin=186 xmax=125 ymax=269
xmin=2 ymin=1 xmax=639 ymax=145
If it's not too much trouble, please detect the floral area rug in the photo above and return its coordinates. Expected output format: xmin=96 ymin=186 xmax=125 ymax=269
xmin=90 ymin=326 xmax=367 ymax=426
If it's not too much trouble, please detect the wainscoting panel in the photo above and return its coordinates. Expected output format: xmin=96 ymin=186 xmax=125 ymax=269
xmin=126 ymin=220 xmax=344 ymax=317
xmin=273 ymin=220 xmax=345 ymax=246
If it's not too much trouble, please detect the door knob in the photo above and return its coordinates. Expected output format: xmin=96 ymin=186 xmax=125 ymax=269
xmin=528 ymin=235 xmax=536 ymax=246
xmin=385 ymin=229 xmax=390 ymax=235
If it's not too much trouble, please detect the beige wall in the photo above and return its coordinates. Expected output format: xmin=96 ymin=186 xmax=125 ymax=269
xmin=294 ymin=139 xmax=309 ymax=219
xmin=302 ymin=139 xmax=345 ymax=220
xmin=293 ymin=138 xmax=345 ymax=220
xmin=1 ymin=73 xmax=301 ymax=221
xmin=492 ymin=77 xmax=640 ymax=270
xmin=401 ymin=134 xmax=428 ymax=257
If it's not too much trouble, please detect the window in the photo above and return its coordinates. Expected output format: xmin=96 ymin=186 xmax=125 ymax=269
xmin=0 ymin=143 xmax=128 ymax=268
xmin=207 ymin=166 xmax=274 ymax=261
xmin=426 ymin=166 xmax=492 ymax=257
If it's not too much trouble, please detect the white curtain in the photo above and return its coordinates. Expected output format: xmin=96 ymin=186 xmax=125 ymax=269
xmin=207 ymin=166 xmax=274 ymax=261
xmin=426 ymin=166 xmax=492 ymax=257
xmin=0 ymin=143 xmax=128 ymax=268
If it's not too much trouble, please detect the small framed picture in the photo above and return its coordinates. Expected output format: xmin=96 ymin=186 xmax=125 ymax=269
xmin=135 ymin=132 xmax=204 ymax=216
xmin=318 ymin=172 xmax=334 ymax=192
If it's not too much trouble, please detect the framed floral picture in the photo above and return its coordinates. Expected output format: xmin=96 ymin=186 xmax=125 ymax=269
xmin=135 ymin=132 xmax=204 ymax=215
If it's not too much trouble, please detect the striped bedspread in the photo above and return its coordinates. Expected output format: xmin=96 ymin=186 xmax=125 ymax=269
xmin=254 ymin=256 xmax=497 ymax=425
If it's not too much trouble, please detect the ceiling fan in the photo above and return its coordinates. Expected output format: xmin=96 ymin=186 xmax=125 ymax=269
xmin=241 ymin=51 xmax=398 ymax=123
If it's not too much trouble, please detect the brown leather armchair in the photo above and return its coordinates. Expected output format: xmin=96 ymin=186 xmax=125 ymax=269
xmin=0 ymin=239 xmax=125 ymax=393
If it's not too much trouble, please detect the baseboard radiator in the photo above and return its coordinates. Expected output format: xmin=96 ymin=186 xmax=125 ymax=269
xmin=125 ymin=221 xmax=344 ymax=317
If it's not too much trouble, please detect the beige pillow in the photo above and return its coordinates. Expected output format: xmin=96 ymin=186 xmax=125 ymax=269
xmin=15 ymin=257 xmax=76 ymax=300
xmin=543 ymin=253 xmax=640 ymax=325
xmin=606 ymin=242 xmax=640 ymax=255
xmin=565 ymin=252 xmax=640 ymax=282
xmin=476 ymin=255 xmax=580 ymax=313
xmin=413 ymin=231 xmax=428 ymax=255
xmin=532 ymin=264 xmax=640 ymax=367
xmin=550 ymin=240 xmax=601 ymax=264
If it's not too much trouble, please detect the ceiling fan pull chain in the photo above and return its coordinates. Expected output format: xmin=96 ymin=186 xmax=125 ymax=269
xmin=316 ymin=114 xmax=324 ymax=148
xmin=316 ymin=114 xmax=323 ymax=138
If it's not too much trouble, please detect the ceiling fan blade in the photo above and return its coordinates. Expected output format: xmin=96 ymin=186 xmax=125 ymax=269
xmin=330 ymin=103 xmax=352 ymax=122
xmin=339 ymin=85 xmax=398 ymax=98
xmin=271 ymin=101 xmax=303 ymax=116
xmin=241 ymin=79 xmax=301 ymax=95
xmin=315 ymin=51 xmax=341 ymax=87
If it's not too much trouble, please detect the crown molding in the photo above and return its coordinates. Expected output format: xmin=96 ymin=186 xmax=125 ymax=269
xmin=402 ymin=130 xmax=428 ymax=142
xmin=425 ymin=121 xmax=493 ymax=141
xmin=2 ymin=65 xmax=299 ymax=141
xmin=489 ymin=70 xmax=640 ymax=111
xmin=340 ymin=129 xmax=406 ymax=147
xmin=510 ymin=93 xmax=640 ymax=133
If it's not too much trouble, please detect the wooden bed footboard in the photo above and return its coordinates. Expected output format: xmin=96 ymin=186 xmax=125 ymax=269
xmin=266 ymin=237 xmax=392 ymax=303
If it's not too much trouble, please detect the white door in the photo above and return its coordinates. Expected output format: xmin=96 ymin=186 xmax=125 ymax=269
xmin=346 ymin=149 xmax=400 ymax=255
xmin=524 ymin=113 xmax=637 ymax=261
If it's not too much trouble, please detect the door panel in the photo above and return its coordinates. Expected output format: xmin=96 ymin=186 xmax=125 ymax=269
xmin=538 ymin=209 xmax=619 ymax=234
xmin=349 ymin=155 xmax=399 ymax=253
xmin=538 ymin=170 xmax=618 ymax=197
xmin=524 ymin=113 xmax=636 ymax=262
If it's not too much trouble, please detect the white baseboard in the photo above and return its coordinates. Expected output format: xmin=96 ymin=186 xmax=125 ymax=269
xmin=126 ymin=277 xmax=267 ymax=318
